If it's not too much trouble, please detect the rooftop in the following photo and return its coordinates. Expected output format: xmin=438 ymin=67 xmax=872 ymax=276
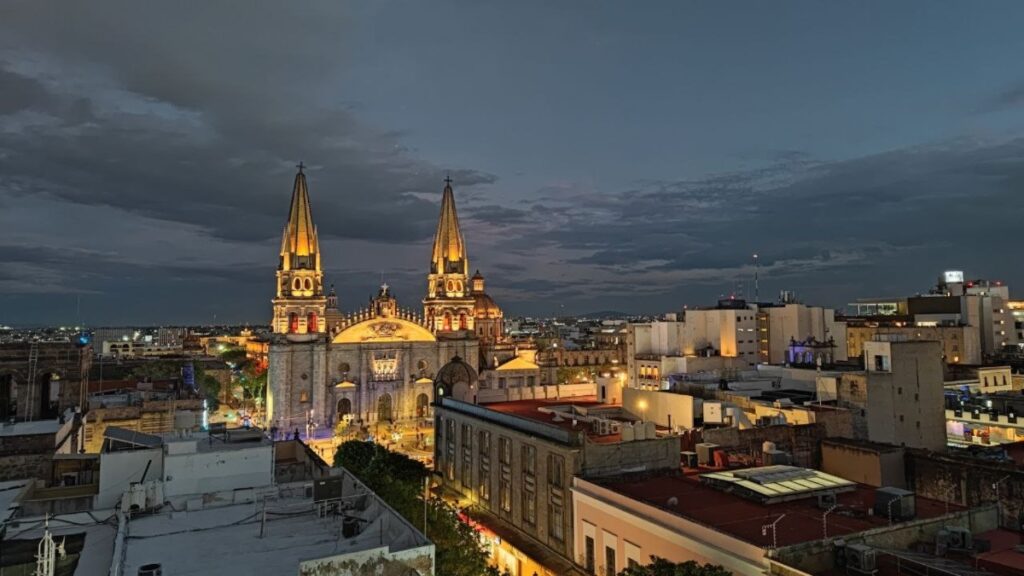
xmin=485 ymin=397 xmax=638 ymax=444
xmin=122 ymin=480 xmax=432 ymax=576
xmin=597 ymin=470 xmax=960 ymax=548
xmin=0 ymin=419 xmax=61 ymax=437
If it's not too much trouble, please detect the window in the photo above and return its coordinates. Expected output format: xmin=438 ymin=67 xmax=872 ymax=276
xmin=523 ymin=445 xmax=536 ymax=474
xmin=499 ymin=478 xmax=511 ymax=513
xmin=549 ymin=454 xmax=565 ymax=488
xmin=444 ymin=419 xmax=456 ymax=481
xmin=549 ymin=503 xmax=564 ymax=541
xmin=584 ymin=536 xmax=595 ymax=573
xmin=478 ymin=430 xmax=491 ymax=501
xmin=500 ymin=437 xmax=511 ymax=465
xmin=605 ymin=546 xmax=616 ymax=576
xmin=523 ymin=486 xmax=536 ymax=524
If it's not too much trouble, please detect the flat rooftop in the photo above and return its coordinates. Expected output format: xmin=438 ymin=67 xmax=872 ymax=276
xmin=484 ymin=397 xmax=636 ymax=444
xmin=0 ymin=419 xmax=61 ymax=436
xmin=122 ymin=483 xmax=430 ymax=576
xmin=598 ymin=471 xmax=960 ymax=548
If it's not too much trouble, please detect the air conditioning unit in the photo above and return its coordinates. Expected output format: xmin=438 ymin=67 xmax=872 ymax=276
xmin=695 ymin=443 xmax=719 ymax=466
xmin=873 ymin=487 xmax=915 ymax=521
xmin=946 ymin=526 xmax=972 ymax=551
xmin=681 ymin=451 xmax=698 ymax=468
xmin=763 ymin=449 xmax=791 ymax=466
xmin=845 ymin=544 xmax=877 ymax=575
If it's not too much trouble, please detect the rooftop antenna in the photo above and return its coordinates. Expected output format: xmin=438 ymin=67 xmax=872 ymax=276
xmin=753 ymin=253 xmax=760 ymax=302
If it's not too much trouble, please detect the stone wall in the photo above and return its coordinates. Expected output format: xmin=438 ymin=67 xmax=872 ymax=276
xmin=0 ymin=432 xmax=55 ymax=481
xmin=773 ymin=506 xmax=997 ymax=574
xmin=907 ymin=449 xmax=1024 ymax=529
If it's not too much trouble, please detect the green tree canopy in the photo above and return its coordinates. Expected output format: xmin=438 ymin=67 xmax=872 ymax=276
xmin=618 ymin=558 xmax=732 ymax=576
xmin=333 ymin=441 xmax=502 ymax=576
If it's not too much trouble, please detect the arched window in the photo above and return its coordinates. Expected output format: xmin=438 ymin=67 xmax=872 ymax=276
xmin=292 ymin=278 xmax=302 ymax=292
xmin=303 ymin=277 xmax=313 ymax=291
xmin=307 ymin=312 xmax=318 ymax=333
xmin=459 ymin=313 xmax=468 ymax=330
xmin=443 ymin=313 xmax=452 ymax=331
xmin=289 ymin=313 xmax=299 ymax=333
xmin=337 ymin=398 xmax=352 ymax=418
xmin=416 ymin=393 xmax=429 ymax=418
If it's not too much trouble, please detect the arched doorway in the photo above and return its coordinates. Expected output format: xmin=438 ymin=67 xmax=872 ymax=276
xmin=416 ymin=393 xmax=429 ymax=418
xmin=337 ymin=398 xmax=352 ymax=419
xmin=377 ymin=393 xmax=393 ymax=423
xmin=39 ymin=372 xmax=60 ymax=419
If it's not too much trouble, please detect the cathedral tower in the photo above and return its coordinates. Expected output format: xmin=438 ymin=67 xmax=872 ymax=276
xmin=424 ymin=177 xmax=476 ymax=334
xmin=272 ymin=164 xmax=326 ymax=334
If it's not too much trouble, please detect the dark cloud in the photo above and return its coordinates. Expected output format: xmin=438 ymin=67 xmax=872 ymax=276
xmin=2 ymin=3 xmax=1023 ymax=323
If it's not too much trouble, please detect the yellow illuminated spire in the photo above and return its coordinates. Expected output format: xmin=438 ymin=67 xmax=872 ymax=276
xmin=430 ymin=175 xmax=467 ymax=275
xmin=280 ymin=162 xmax=319 ymax=271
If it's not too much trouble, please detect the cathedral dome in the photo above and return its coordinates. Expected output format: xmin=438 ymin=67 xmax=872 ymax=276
xmin=473 ymin=292 xmax=502 ymax=319
xmin=434 ymin=356 xmax=477 ymax=387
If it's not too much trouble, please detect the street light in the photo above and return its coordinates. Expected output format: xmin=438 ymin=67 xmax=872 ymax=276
xmin=637 ymin=399 xmax=648 ymax=422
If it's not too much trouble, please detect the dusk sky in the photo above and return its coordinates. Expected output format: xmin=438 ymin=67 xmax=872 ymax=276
xmin=3 ymin=2 xmax=1024 ymax=326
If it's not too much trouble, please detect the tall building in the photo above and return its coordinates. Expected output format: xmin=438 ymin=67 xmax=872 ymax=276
xmin=267 ymin=171 xmax=503 ymax=433
xmin=271 ymin=165 xmax=326 ymax=335
xmin=837 ymin=339 xmax=946 ymax=451
xmin=423 ymin=177 xmax=476 ymax=335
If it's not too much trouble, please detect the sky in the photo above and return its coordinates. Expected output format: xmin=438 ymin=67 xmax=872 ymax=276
xmin=3 ymin=2 xmax=1024 ymax=326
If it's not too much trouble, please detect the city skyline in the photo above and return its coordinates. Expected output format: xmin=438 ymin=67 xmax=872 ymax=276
xmin=4 ymin=2 xmax=1024 ymax=325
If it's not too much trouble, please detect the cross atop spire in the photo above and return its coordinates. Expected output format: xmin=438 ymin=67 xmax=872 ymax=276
xmin=444 ymin=171 xmax=452 ymax=186
xmin=296 ymin=161 xmax=305 ymax=174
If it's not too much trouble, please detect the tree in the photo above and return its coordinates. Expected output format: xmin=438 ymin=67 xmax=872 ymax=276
xmin=333 ymin=441 xmax=498 ymax=576
xmin=618 ymin=558 xmax=733 ymax=576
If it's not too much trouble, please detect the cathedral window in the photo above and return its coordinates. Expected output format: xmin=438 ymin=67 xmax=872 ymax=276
xmin=292 ymin=278 xmax=302 ymax=292
xmin=443 ymin=313 xmax=452 ymax=331
xmin=307 ymin=312 xmax=318 ymax=333
xmin=459 ymin=313 xmax=467 ymax=330
xmin=303 ymin=277 xmax=313 ymax=291
xmin=446 ymin=280 xmax=454 ymax=292
xmin=289 ymin=313 xmax=299 ymax=333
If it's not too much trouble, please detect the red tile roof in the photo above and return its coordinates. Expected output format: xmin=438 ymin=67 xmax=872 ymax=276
xmin=598 ymin=472 xmax=962 ymax=548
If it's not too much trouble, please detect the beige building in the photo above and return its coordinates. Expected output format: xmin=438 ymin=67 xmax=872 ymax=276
xmin=757 ymin=303 xmax=847 ymax=364
xmin=571 ymin=467 xmax=992 ymax=576
xmin=846 ymin=322 xmax=981 ymax=365
xmin=836 ymin=339 xmax=946 ymax=451
xmin=433 ymin=397 xmax=680 ymax=574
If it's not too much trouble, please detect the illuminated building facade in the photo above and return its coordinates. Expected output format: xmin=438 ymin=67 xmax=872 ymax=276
xmin=423 ymin=177 xmax=477 ymax=335
xmin=272 ymin=165 xmax=326 ymax=335
xmin=267 ymin=171 xmax=498 ymax=433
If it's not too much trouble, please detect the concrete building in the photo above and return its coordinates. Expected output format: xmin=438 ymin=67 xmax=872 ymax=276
xmin=3 ymin=426 xmax=435 ymax=576
xmin=846 ymin=321 xmax=982 ymax=365
xmin=757 ymin=302 xmax=847 ymax=365
xmin=682 ymin=299 xmax=760 ymax=363
xmin=572 ymin=466 xmax=995 ymax=576
xmin=837 ymin=339 xmax=946 ymax=451
xmin=845 ymin=272 xmax=1019 ymax=363
xmin=433 ymin=396 xmax=680 ymax=575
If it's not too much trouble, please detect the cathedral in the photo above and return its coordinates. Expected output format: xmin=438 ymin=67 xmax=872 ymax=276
xmin=266 ymin=167 xmax=504 ymax=433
